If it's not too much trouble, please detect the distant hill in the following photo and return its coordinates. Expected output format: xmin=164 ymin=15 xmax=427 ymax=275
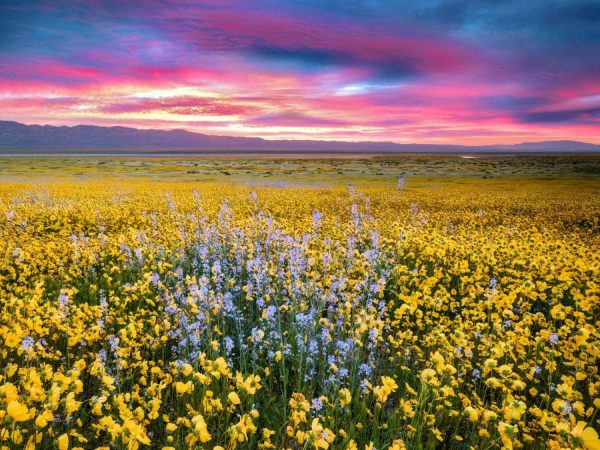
xmin=494 ymin=140 xmax=600 ymax=152
xmin=0 ymin=121 xmax=598 ymax=153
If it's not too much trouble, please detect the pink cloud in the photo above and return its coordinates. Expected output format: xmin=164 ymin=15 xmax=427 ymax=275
xmin=1 ymin=0 xmax=598 ymax=144
xmin=99 ymin=96 xmax=261 ymax=116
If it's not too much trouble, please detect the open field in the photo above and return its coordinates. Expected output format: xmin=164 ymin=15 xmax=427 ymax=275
xmin=0 ymin=155 xmax=599 ymax=449
xmin=1 ymin=154 xmax=599 ymax=184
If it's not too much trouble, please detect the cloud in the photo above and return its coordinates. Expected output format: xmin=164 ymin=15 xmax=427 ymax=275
xmin=98 ymin=96 xmax=261 ymax=116
xmin=247 ymin=112 xmax=348 ymax=127
xmin=517 ymin=107 xmax=600 ymax=124
xmin=0 ymin=0 xmax=599 ymax=144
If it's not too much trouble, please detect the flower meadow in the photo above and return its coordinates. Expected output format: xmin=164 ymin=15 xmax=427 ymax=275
xmin=0 ymin=180 xmax=598 ymax=450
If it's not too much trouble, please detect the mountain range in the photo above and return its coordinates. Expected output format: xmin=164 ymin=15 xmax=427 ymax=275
xmin=1 ymin=120 xmax=599 ymax=154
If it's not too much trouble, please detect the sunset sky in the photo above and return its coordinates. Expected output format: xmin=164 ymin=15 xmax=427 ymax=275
xmin=1 ymin=0 xmax=599 ymax=144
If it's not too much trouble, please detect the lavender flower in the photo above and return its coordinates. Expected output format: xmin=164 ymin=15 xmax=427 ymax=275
xmin=21 ymin=336 xmax=35 ymax=352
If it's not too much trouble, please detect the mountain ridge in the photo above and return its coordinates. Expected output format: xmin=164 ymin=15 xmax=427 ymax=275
xmin=1 ymin=120 xmax=599 ymax=153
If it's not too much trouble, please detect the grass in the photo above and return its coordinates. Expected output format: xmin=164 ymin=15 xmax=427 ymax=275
xmin=0 ymin=154 xmax=598 ymax=184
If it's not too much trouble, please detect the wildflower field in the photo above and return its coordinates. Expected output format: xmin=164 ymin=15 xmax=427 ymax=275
xmin=0 ymin=157 xmax=599 ymax=450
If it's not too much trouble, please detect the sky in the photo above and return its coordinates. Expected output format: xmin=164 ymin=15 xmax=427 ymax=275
xmin=1 ymin=0 xmax=599 ymax=144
